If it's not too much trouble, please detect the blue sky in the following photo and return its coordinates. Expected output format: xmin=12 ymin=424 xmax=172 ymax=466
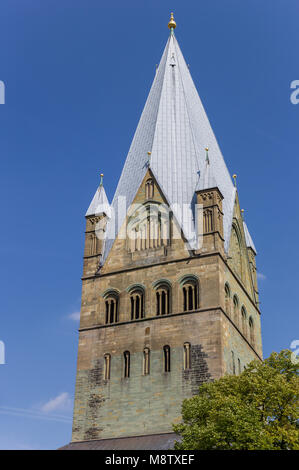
xmin=0 ymin=0 xmax=298 ymax=450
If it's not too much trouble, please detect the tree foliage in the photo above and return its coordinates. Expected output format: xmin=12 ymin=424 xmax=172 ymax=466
xmin=173 ymin=350 xmax=299 ymax=450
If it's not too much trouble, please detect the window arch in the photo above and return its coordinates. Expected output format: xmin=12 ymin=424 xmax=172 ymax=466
xmin=225 ymin=283 xmax=231 ymax=316
xmin=124 ymin=351 xmax=130 ymax=378
xmin=249 ymin=316 xmax=255 ymax=346
xmin=104 ymin=353 xmax=111 ymax=380
xmin=183 ymin=342 xmax=191 ymax=370
xmin=129 ymin=287 xmax=144 ymax=320
xmin=104 ymin=291 xmax=119 ymax=324
xmin=230 ymin=224 xmax=243 ymax=280
xmin=181 ymin=277 xmax=199 ymax=312
xmin=145 ymin=178 xmax=154 ymax=199
xmin=231 ymin=350 xmax=236 ymax=375
xmin=155 ymin=282 xmax=171 ymax=315
xmin=233 ymin=295 xmax=239 ymax=327
xmin=163 ymin=345 xmax=170 ymax=372
xmin=143 ymin=347 xmax=150 ymax=375
xmin=241 ymin=306 xmax=247 ymax=337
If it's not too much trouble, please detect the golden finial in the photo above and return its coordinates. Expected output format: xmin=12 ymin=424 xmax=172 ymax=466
xmin=147 ymin=151 xmax=151 ymax=156
xmin=205 ymin=147 xmax=209 ymax=152
xmin=100 ymin=173 xmax=104 ymax=185
xmin=232 ymin=174 xmax=237 ymax=187
xmin=241 ymin=209 xmax=245 ymax=219
xmin=168 ymin=12 xmax=176 ymax=30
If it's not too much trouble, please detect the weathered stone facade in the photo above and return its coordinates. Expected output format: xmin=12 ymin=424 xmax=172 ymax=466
xmin=71 ymin=173 xmax=262 ymax=442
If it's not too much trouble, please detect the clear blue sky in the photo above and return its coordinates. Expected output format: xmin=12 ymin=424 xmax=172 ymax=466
xmin=0 ymin=0 xmax=298 ymax=450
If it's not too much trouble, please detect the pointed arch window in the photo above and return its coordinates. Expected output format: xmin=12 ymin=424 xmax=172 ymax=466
xmin=183 ymin=342 xmax=191 ymax=370
xmin=155 ymin=282 xmax=171 ymax=315
xmin=104 ymin=353 xmax=111 ymax=380
xmin=104 ymin=292 xmax=119 ymax=324
xmin=145 ymin=178 xmax=154 ymax=199
xmin=233 ymin=295 xmax=239 ymax=327
xmin=163 ymin=345 xmax=170 ymax=372
xmin=241 ymin=306 xmax=247 ymax=337
xmin=249 ymin=317 xmax=255 ymax=346
xmin=143 ymin=348 xmax=150 ymax=375
xmin=232 ymin=351 xmax=236 ymax=375
xmin=182 ymin=278 xmax=199 ymax=312
xmin=124 ymin=351 xmax=130 ymax=378
xmin=130 ymin=288 xmax=144 ymax=320
xmin=225 ymin=283 xmax=231 ymax=316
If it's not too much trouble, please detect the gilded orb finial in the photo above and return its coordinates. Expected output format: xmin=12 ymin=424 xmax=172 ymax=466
xmin=168 ymin=12 xmax=176 ymax=30
xmin=100 ymin=173 xmax=104 ymax=185
xmin=232 ymin=174 xmax=237 ymax=187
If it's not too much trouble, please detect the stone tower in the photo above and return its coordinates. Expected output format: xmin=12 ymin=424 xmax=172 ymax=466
xmin=64 ymin=14 xmax=263 ymax=450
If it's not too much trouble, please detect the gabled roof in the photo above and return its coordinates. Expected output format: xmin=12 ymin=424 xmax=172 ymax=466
xmin=100 ymin=31 xmax=235 ymax=261
xmin=86 ymin=183 xmax=111 ymax=218
xmin=243 ymin=221 xmax=257 ymax=254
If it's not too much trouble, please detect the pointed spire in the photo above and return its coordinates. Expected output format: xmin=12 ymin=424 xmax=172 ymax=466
xmin=243 ymin=219 xmax=257 ymax=254
xmin=86 ymin=175 xmax=111 ymax=218
xmin=197 ymin=146 xmax=217 ymax=191
xmin=205 ymin=146 xmax=210 ymax=164
xmin=168 ymin=12 xmax=176 ymax=32
xmin=103 ymin=26 xmax=235 ymax=260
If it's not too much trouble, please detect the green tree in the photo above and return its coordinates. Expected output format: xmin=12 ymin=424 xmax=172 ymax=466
xmin=173 ymin=350 xmax=299 ymax=450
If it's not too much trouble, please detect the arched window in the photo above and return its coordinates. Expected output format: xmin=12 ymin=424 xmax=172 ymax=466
xmin=88 ymin=233 xmax=97 ymax=256
xmin=203 ymin=208 xmax=213 ymax=233
xmin=238 ymin=358 xmax=241 ymax=375
xmin=104 ymin=292 xmax=119 ymax=324
xmin=130 ymin=288 xmax=144 ymax=320
xmin=104 ymin=353 xmax=111 ymax=380
xmin=124 ymin=351 xmax=130 ymax=378
xmin=163 ymin=345 xmax=170 ymax=372
xmin=233 ymin=295 xmax=239 ymax=327
xmin=231 ymin=350 xmax=236 ymax=375
xmin=143 ymin=348 xmax=150 ymax=375
xmin=225 ymin=283 xmax=231 ymax=316
xmin=155 ymin=283 xmax=171 ymax=315
xmin=230 ymin=225 xmax=243 ymax=280
xmin=145 ymin=178 xmax=154 ymax=199
xmin=249 ymin=317 xmax=255 ymax=346
xmin=183 ymin=342 xmax=191 ymax=370
xmin=241 ymin=306 xmax=247 ymax=337
xmin=182 ymin=278 xmax=198 ymax=312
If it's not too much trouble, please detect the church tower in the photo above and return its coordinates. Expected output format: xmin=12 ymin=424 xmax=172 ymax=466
xmin=66 ymin=14 xmax=262 ymax=450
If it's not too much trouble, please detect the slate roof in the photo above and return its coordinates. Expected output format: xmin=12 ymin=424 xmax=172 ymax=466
xmin=86 ymin=183 xmax=111 ymax=218
xmin=59 ymin=433 xmax=179 ymax=450
xmin=243 ymin=221 xmax=257 ymax=254
xmin=88 ymin=31 xmax=239 ymax=260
